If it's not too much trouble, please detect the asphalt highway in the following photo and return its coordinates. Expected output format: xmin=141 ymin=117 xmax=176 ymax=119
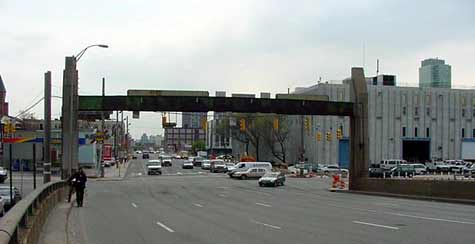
xmin=67 ymin=158 xmax=475 ymax=244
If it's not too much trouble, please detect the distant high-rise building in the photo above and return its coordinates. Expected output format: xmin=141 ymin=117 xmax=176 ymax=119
xmin=419 ymin=58 xmax=451 ymax=88
xmin=0 ymin=75 xmax=9 ymax=117
xmin=182 ymin=112 xmax=206 ymax=128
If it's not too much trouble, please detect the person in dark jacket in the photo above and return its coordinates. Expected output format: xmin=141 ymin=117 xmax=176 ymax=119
xmin=67 ymin=172 xmax=77 ymax=203
xmin=72 ymin=168 xmax=88 ymax=207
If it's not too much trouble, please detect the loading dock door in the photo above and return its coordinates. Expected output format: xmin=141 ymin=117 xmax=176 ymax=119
xmin=402 ymin=139 xmax=430 ymax=163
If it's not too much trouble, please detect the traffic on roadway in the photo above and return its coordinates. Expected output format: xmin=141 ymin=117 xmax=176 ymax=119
xmin=63 ymin=153 xmax=475 ymax=244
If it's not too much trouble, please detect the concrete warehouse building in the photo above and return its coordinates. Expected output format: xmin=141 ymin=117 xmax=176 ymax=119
xmin=294 ymin=75 xmax=475 ymax=166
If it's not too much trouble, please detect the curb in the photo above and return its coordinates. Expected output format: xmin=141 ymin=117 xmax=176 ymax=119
xmin=94 ymin=162 xmax=131 ymax=182
xmin=331 ymin=189 xmax=475 ymax=205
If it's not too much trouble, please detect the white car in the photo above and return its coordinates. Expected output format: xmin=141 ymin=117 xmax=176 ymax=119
xmin=0 ymin=167 xmax=8 ymax=183
xmin=201 ymin=160 xmax=211 ymax=170
xmin=225 ymin=163 xmax=236 ymax=172
xmin=146 ymin=160 xmax=162 ymax=175
xmin=411 ymin=163 xmax=427 ymax=175
xmin=182 ymin=161 xmax=194 ymax=169
xmin=321 ymin=165 xmax=348 ymax=174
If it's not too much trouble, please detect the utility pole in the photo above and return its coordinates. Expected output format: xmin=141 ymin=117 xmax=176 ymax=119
xmin=115 ymin=111 xmax=119 ymax=168
xmin=125 ymin=116 xmax=129 ymax=155
xmin=44 ymin=71 xmax=52 ymax=183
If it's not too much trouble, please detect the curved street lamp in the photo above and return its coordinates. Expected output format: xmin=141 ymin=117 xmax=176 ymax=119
xmin=75 ymin=44 xmax=109 ymax=62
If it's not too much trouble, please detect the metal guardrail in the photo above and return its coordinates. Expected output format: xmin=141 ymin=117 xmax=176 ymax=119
xmin=0 ymin=180 xmax=67 ymax=244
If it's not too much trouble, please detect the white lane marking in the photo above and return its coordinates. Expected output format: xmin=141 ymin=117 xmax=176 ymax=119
xmin=353 ymin=221 xmax=399 ymax=230
xmin=374 ymin=202 xmax=400 ymax=207
xmin=131 ymin=203 xmax=138 ymax=208
xmin=156 ymin=221 xmax=175 ymax=233
xmin=250 ymin=219 xmax=281 ymax=230
xmin=218 ymin=194 xmax=227 ymax=197
xmin=138 ymin=173 xmax=142 ymax=176
xmin=193 ymin=203 xmax=204 ymax=208
xmin=217 ymin=186 xmax=230 ymax=189
xmin=385 ymin=212 xmax=475 ymax=225
xmin=255 ymin=202 xmax=272 ymax=208
xmin=177 ymin=172 xmax=183 ymax=175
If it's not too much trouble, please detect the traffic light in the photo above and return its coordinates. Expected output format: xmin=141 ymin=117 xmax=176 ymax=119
xmin=326 ymin=131 xmax=332 ymax=141
xmin=273 ymin=118 xmax=279 ymax=130
xmin=304 ymin=117 xmax=310 ymax=132
xmin=239 ymin=118 xmax=246 ymax=131
xmin=316 ymin=132 xmax=322 ymax=141
xmin=201 ymin=118 xmax=208 ymax=130
xmin=336 ymin=128 xmax=343 ymax=140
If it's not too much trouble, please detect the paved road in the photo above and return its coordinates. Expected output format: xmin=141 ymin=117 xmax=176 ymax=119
xmin=67 ymin=159 xmax=475 ymax=244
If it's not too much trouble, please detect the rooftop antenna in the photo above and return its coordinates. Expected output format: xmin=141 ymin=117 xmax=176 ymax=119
xmin=376 ymin=59 xmax=380 ymax=76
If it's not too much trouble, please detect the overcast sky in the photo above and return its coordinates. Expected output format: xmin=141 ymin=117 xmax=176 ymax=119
xmin=1 ymin=0 xmax=474 ymax=139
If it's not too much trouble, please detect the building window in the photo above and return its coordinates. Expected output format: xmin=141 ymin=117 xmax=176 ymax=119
xmin=402 ymin=107 xmax=406 ymax=115
xmin=39 ymin=124 xmax=44 ymax=130
xmin=426 ymin=94 xmax=431 ymax=105
xmin=414 ymin=95 xmax=419 ymax=105
xmin=462 ymin=109 xmax=466 ymax=117
xmin=473 ymin=129 xmax=475 ymax=138
xmin=462 ymin=128 xmax=465 ymax=138
xmin=414 ymin=107 xmax=419 ymax=116
xmin=414 ymin=127 xmax=418 ymax=137
xmin=426 ymin=128 xmax=430 ymax=138
xmin=472 ymin=97 xmax=475 ymax=107
xmin=426 ymin=107 xmax=430 ymax=116
xmin=461 ymin=96 xmax=467 ymax=106
xmin=402 ymin=127 xmax=406 ymax=137
xmin=402 ymin=94 xmax=407 ymax=104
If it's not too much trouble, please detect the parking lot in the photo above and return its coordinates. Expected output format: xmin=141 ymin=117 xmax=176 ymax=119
xmin=64 ymin=158 xmax=475 ymax=244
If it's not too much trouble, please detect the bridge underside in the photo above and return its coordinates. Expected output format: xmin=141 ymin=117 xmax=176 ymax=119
xmin=78 ymin=95 xmax=354 ymax=116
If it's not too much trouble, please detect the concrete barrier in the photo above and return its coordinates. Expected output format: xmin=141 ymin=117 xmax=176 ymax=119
xmin=353 ymin=178 xmax=475 ymax=202
xmin=0 ymin=181 xmax=68 ymax=244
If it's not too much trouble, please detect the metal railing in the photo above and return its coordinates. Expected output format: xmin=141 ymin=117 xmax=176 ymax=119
xmin=0 ymin=181 xmax=68 ymax=244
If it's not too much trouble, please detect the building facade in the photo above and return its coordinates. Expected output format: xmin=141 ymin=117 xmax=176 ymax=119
xmin=419 ymin=58 xmax=452 ymax=88
xmin=182 ymin=112 xmax=207 ymax=128
xmin=164 ymin=127 xmax=206 ymax=152
xmin=0 ymin=75 xmax=9 ymax=117
xmin=294 ymin=78 xmax=475 ymax=166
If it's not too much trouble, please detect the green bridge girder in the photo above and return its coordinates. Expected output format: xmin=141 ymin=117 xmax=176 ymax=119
xmin=78 ymin=95 xmax=354 ymax=116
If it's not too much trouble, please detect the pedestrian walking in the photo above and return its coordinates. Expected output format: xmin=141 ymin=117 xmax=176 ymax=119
xmin=67 ymin=172 xmax=77 ymax=203
xmin=72 ymin=168 xmax=88 ymax=207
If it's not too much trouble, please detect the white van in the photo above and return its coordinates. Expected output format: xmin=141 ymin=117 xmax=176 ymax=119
xmin=228 ymin=162 xmax=272 ymax=177
xmin=379 ymin=159 xmax=407 ymax=170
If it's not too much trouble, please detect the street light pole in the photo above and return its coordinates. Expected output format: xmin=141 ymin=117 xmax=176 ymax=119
xmin=61 ymin=44 xmax=108 ymax=179
xmin=44 ymin=71 xmax=52 ymax=183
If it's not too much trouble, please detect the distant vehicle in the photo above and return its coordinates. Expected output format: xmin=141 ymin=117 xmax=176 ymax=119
xmin=142 ymin=153 xmax=150 ymax=159
xmin=132 ymin=155 xmax=138 ymax=159
xmin=201 ymin=160 xmax=211 ymax=170
xmin=229 ymin=162 xmax=272 ymax=176
xmin=321 ymin=165 xmax=348 ymax=175
xmin=182 ymin=161 xmax=194 ymax=169
xmin=259 ymin=172 xmax=286 ymax=187
xmin=231 ymin=167 xmax=268 ymax=180
xmin=193 ymin=157 xmax=205 ymax=167
xmin=102 ymin=161 xmax=112 ymax=167
xmin=135 ymin=151 xmax=142 ymax=154
xmin=146 ymin=160 xmax=162 ymax=175
xmin=444 ymin=160 xmax=466 ymax=173
xmin=225 ymin=163 xmax=236 ymax=172
xmin=369 ymin=163 xmax=388 ymax=178
xmin=210 ymin=160 xmax=227 ymax=173
xmin=0 ymin=167 xmax=8 ymax=183
xmin=411 ymin=163 xmax=427 ymax=175
xmin=463 ymin=164 xmax=475 ymax=178
xmin=102 ymin=144 xmax=113 ymax=161
xmin=0 ymin=186 xmax=21 ymax=210
xmin=378 ymin=159 xmax=407 ymax=170
xmin=426 ymin=161 xmax=451 ymax=173
xmin=389 ymin=164 xmax=415 ymax=177
xmin=161 ymin=157 xmax=172 ymax=167
xmin=197 ymin=151 xmax=208 ymax=158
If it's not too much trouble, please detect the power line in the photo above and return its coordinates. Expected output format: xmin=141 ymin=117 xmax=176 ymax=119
xmin=16 ymin=97 xmax=44 ymax=118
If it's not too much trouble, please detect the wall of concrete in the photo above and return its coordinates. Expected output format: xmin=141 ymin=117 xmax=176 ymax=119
xmin=353 ymin=179 xmax=475 ymax=200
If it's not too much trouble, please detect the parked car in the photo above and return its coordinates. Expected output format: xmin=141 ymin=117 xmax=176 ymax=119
xmin=0 ymin=196 xmax=4 ymax=216
xmin=228 ymin=162 xmax=272 ymax=176
xmin=259 ymin=172 xmax=286 ymax=187
xmin=201 ymin=160 xmax=211 ymax=170
xmin=231 ymin=167 xmax=268 ymax=180
xmin=444 ymin=160 xmax=466 ymax=174
xmin=389 ymin=164 xmax=415 ymax=177
xmin=182 ymin=161 xmax=194 ymax=169
xmin=411 ymin=163 xmax=427 ymax=175
xmin=210 ymin=160 xmax=227 ymax=173
xmin=0 ymin=186 xmax=22 ymax=210
xmin=0 ymin=167 xmax=8 ymax=183
xmin=321 ymin=165 xmax=348 ymax=175
xmin=426 ymin=161 xmax=451 ymax=173
xmin=142 ymin=153 xmax=150 ymax=159
xmin=378 ymin=159 xmax=407 ymax=170
xmin=369 ymin=163 xmax=388 ymax=178
xmin=463 ymin=164 xmax=475 ymax=178
xmin=146 ymin=160 xmax=162 ymax=175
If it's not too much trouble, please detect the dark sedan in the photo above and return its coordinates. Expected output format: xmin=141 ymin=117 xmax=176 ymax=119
xmin=258 ymin=172 xmax=286 ymax=187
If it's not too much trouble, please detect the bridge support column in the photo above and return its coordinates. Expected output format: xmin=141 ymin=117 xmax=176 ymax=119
xmin=349 ymin=67 xmax=369 ymax=190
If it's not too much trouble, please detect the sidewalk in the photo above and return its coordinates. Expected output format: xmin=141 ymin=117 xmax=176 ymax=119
xmin=96 ymin=161 xmax=130 ymax=181
xmin=38 ymin=198 xmax=74 ymax=244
